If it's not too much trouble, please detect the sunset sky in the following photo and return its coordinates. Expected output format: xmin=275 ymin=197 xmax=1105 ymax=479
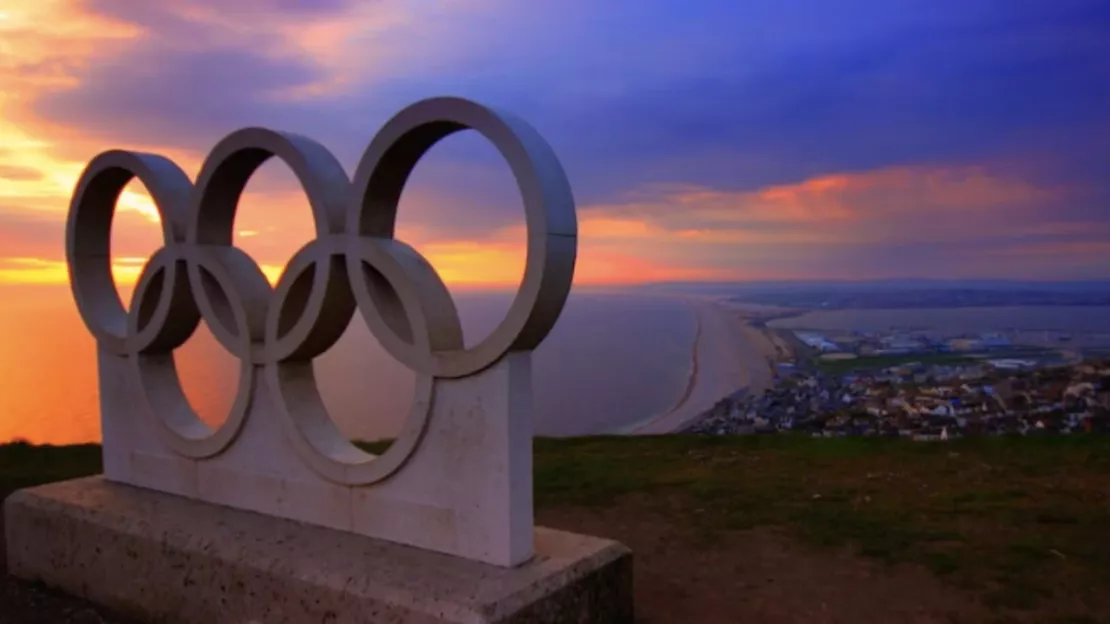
xmin=1 ymin=0 xmax=1108 ymax=289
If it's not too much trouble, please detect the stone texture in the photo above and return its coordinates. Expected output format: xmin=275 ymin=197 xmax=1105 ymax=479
xmin=98 ymin=349 xmax=537 ymax=566
xmin=67 ymin=97 xmax=581 ymax=567
xmin=5 ymin=477 xmax=633 ymax=624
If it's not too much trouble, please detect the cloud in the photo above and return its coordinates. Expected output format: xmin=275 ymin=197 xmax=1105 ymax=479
xmin=556 ymin=6 xmax=1110 ymax=197
xmin=0 ymin=202 xmax=164 ymax=259
xmin=36 ymin=47 xmax=322 ymax=152
xmin=0 ymin=0 xmax=1108 ymax=284
xmin=588 ymin=165 xmax=1062 ymax=238
xmin=0 ymin=165 xmax=43 ymax=182
xmin=568 ymin=164 xmax=1109 ymax=279
xmin=32 ymin=0 xmax=1107 ymax=182
xmin=0 ymin=160 xmax=1103 ymax=286
xmin=18 ymin=0 xmax=522 ymax=157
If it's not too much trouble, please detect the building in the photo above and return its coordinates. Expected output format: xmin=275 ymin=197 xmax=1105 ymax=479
xmin=795 ymin=331 xmax=841 ymax=352
xmin=989 ymin=358 xmax=1037 ymax=370
xmin=949 ymin=338 xmax=985 ymax=352
xmin=981 ymin=333 xmax=1012 ymax=349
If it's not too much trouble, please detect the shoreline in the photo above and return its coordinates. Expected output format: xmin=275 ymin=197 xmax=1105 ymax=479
xmin=621 ymin=299 xmax=780 ymax=435
xmin=659 ymin=302 xmax=704 ymax=424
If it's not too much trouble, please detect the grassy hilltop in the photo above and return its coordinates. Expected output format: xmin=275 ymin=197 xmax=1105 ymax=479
xmin=3 ymin=435 xmax=1110 ymax=623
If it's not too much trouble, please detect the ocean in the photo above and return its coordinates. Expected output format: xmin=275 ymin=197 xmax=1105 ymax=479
xmin=767 ymin=306 xmax=1110 ymax=334
xmin=0 ymin=288 xmax=697 ymax=445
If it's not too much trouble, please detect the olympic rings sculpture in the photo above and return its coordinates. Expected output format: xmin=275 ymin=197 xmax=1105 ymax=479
xmin=67 ymin=97 xmax=577 ymax=485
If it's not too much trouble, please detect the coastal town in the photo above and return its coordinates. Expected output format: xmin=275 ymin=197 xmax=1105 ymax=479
xmin=686 ymin=318 xmax=1110 ymax=439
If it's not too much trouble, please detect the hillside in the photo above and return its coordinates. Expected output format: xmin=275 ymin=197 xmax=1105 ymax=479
xmin=2 ymin=436 xmax=1109 ymax=623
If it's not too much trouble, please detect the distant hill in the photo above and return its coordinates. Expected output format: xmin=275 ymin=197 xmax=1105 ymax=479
xmin=640 ymin=279 xmax=1110 ymax=309
xmin=643 ymin=279 xmax=1110 ymax=292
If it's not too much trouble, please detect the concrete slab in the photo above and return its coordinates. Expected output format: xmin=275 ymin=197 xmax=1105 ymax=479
xmin=4 ymin=477 xmax=633 ymax=624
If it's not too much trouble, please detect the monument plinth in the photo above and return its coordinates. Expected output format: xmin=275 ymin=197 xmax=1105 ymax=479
xmin=4 ymin=97 xmax=633 ymax=623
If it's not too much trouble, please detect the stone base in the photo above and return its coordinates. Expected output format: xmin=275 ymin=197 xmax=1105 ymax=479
xmin=4 ymin=477 xmax=633 ymax=624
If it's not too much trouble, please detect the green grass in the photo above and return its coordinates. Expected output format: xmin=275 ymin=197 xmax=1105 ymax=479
xmin=810 ymin=347 xmax=1060 ymax=375
xmin=813 ymin=352 xmax=981 ymax=374
xmin=532 ymin=435 xmax=1110 ymax=614
xmin=0 ymin=441 xmax=103 ymax=498
xmin=4 ymin=435 xmax=1110 ymax=616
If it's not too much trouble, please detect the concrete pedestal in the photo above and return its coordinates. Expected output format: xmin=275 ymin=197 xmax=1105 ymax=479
xmin=4 ymin=477 xmax=633 ymax=624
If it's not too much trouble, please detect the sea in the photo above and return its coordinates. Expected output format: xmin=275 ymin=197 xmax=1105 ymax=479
xmin=7 ymin=288 xmax=1109 ymax=446
xmin=0 ymin=288 xmax=697 ymax=445
xmin=768 ymin=306 xmax=1110 ymax=335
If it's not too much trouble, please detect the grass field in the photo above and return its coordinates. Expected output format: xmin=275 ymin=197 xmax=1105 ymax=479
xmin=534 ymin=435 xmax=1110 ymax=613
xmin=813 ymin=351 xmax=981 ymax=374
xmin=4 ymin=435 xmax=1110 ymax=621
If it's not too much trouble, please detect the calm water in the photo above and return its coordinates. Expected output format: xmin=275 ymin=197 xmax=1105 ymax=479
xmin=768 ymin=306 xmax=1110 ymax=334
xmin=0 ymin=288 xmax=696 ymax=445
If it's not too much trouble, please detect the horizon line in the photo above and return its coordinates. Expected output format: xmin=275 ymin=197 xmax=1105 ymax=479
xmin=3 ymin=277 xmax=1109 ymax=293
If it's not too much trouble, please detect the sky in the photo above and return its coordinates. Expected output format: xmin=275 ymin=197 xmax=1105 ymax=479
xmin=1 ymin=0 xmax=1108 ymax=290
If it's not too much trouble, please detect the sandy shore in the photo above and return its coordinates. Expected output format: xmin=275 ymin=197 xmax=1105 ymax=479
xmin=622 ymin=299 xmax=781 ymax=434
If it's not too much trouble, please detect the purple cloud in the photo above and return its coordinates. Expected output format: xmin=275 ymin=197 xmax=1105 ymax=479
xmin=13 ymin=0 xmax=1110 ymax=278
xmin=36 ymin=46 xmax=323 ymax=155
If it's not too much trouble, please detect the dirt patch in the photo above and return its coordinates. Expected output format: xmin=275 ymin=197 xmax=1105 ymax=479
xmin=539 ymin=504 xmax=990 ymax=624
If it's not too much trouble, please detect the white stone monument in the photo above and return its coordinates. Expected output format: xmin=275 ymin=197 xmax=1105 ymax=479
xmin=5 ymin=97 xmax=632 ymax=623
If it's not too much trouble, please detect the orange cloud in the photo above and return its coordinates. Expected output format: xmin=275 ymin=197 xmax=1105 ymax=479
xmin=586 ymin=164 xmax=1067 ymax=248
xmin=417 ymin=240 xmax=525 ymax=287
xmin=754 ymin=166 xmax=1055 ymax=216
xmin=0 ymin=258 xmax=68 ymax=285
xmin=611 ymin=165 xmax=1057 ymax=230
xmin=0 ymin=161 xmax=1085 ymax=287
xmin=0 ymin=1 xmax=181 ymax=293
xmin=0 ymin=257 xmax=150 ymax=287
xmin=0 ymin=2 xmax=141 ymax=186
xmin=0 ymin=0 xmax=445 ymax=235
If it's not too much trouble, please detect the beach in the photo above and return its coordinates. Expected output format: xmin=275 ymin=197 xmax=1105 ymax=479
xmin=623 ymin=299 xmax=781 ymax=434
